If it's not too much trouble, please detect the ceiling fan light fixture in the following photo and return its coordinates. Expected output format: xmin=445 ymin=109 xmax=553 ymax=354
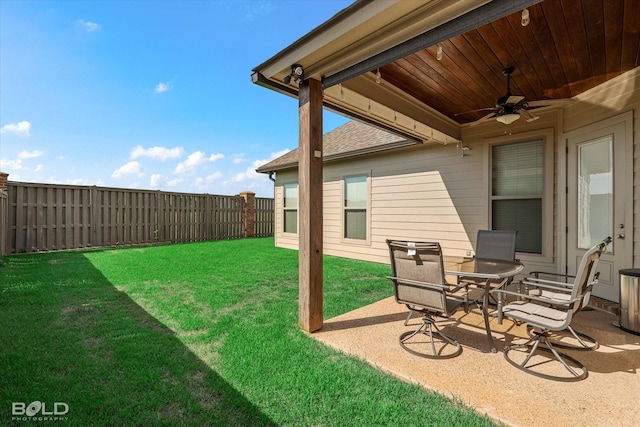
xmin=496 ymin=113 xmax=520 ymax=125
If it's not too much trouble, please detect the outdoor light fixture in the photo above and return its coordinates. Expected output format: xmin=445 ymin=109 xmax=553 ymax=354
xmin=283 ymin=64 xmax=304 ymax=85
xmin=496 ymin=113 xmax=520 ymax=125
xmin=436 ymin=45 xmax=443 ymax=61
xmin=375 ymin=68 xmax=381 ymax=83
xmin=521 ymin=8 xmax=530 ymax=26
xmin=457 ymin=142 xmax=471 ymax=158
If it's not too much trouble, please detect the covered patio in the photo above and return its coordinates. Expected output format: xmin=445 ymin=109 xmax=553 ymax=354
xmin=313 ymin=296 xmax=639 ymax=426
xmin=252 ymin=1 xmax=640 ymax=424
xmin=252 ymin=0 xmax=640 ymax=331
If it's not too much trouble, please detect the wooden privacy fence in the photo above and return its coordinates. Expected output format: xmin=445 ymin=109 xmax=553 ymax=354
xmin=0 ymin=190 xmax=7 ymax=258
xmin=4 ymin=182 xmax=274 ymax=254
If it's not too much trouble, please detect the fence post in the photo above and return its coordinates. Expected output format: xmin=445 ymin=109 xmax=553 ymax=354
xmin=0 ymin=172 xmax=7 ymax=192
xmin=0 ymin=172 xmax=8 ymax=258
xmin=239 ymin=191 xmax=255 ymax=238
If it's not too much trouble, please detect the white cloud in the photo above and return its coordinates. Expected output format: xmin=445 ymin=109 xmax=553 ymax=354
xmin=150 ymin=173 xmax=182 ymax=189
xmin=195 ymin=172 xmax=223 ymax=188
xmin=230 ymin=168 xmax=255 ymax=183
xmin=154 ymin=82 xmax=172 ymax=93
xmin=174 ymin=151 xmax=224 ymax=174
xmin=65 ymin=177 xmax=101 ymax=186
xmin=174 ymin=152 xmax=207 ymax=174
xmin=150 ymin=173 xmax=165 ymax=188
xmin=230 ymin=149 xmax=290 ymax=183
xmin=111 ymin=161 xmax=142 ymax=178
xmin=18 ymin=149 xmax=44 ymax=159
xmin=232 ymin=154 xmax=247 ymax=164
xmin=0 ymin=158 xmax=25 ymax=170
xmin=131 ymin=145 xmax=184 ymax=160
xmin=77 ymin=19 xmax=100 ymax=32
xmin=1 ymin=121 xmax=31 ymax=137
xmin=35 ymin=164 xmax=44 ymax=172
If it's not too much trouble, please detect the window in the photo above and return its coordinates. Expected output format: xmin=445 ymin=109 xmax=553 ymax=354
xmin=283 ymin=183 xmax=298 ymax=234
xmin=578 ymin=137 xmax=613 ymax=249
xmin=491 ymin=139 xmax=544 ymax=254
xmin=343 ymin=175 xmax=368 ymax=240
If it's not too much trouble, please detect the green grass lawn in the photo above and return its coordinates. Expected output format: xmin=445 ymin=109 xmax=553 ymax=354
xmin=0 ymin=237 xmax=495 ymax=426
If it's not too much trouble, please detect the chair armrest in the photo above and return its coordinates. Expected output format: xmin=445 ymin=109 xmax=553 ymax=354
xmin=490 ymin=288 xmax=580 ymax=306
xmin=530 ymin=271 xmax=575 ymax=280
xmin=522 ymin=277 xmax=574 ymax=291
xmin=386 ymin=276 xmax=454 ymax=292
xmin=519 ymin=278 xmax=576 ymax=293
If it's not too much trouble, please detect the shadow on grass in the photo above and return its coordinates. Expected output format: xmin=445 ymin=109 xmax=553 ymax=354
xmin=0 ymin=252 xmax=276 ymax=426
xmin=320 ymin=311 xmax=408 ymax=331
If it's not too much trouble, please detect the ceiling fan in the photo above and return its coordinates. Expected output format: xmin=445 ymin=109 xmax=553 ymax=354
xmin=457 ymin=66 xmax=571 ymax=126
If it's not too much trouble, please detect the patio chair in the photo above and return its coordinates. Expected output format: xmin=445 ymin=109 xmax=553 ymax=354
xmin=521 ymin=237 xmax=612 ymax=350
xmin=473 ymin=229 xmax=519 ymax=262
xmin=402 ymin=229 xmax=516 ymax=324
xmin=386 ymin=240 xmax=464 ymax=359
xmin=459 ymin=229 xmax=518 ymax=306
xmin=490 ymin=238 xmax=609 ymax=381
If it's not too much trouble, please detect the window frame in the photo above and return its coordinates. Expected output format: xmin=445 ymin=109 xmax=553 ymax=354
xmin=485 ymin=129 xmax=554 ymax=264
xmin=282 ymin=181 xmax=298 ymax=235
xmin=341 ymin=171 xmax=371 ymax=245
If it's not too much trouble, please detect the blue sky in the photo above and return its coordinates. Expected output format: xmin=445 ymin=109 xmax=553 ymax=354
xmin=0 ymin=0 xmax=352 ymax=198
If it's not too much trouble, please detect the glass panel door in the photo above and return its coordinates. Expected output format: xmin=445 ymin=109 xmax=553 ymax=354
xmin=567 ymin=115 xmax=632 ymax=303
xmin=577 ymin=137 xmax=613 ymax=250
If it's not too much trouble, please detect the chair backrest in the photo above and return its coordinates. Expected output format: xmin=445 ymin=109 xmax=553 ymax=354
xmin=475 ymin=229 xmax=518 ymax=262
xmin=569 ymin=237 xmax=612 ymax=313
xmin=386 ymin=240 xmax=448 ymax=313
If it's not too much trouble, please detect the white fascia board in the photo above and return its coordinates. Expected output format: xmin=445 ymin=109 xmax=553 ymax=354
xmin=258 ymin=0 xmax=400 ymax=79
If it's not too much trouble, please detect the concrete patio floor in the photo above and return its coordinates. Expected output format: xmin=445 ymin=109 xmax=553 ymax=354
xmin=310 ymin=296 xmax=640 ymax=427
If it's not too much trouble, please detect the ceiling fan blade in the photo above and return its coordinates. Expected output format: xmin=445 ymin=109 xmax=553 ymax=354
xmin=506 ymin=95 xmax=525 ymax=105
xmin=468 ymin=112 xmax=497 ymax=127
xmin=520 ymin=109 xmax=539 ymax=122
xmin=455 ymin=107 xmax=497 ymax=116
xmin=526 ymin=99 xmax=572 ymax=107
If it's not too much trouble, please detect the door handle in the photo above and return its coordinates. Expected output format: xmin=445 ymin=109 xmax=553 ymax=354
xmin=616 ymin=233 xmax=625 ymax=239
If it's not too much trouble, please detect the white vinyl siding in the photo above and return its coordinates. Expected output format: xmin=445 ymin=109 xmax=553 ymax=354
xmin=327 ymin=146 xmax=482 ymax=262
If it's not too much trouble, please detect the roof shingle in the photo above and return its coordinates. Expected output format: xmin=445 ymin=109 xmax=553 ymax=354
xmin=256 ymin=120 xmax=418 ymax=173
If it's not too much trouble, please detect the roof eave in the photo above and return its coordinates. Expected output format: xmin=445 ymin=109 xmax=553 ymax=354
xmin=251 ymin=0 xmax=390 ymax=79
xmin=255 ymin=138 xmax=422 ymax=174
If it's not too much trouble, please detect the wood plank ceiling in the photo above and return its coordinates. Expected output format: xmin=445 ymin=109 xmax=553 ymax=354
xmin=375 ymin=0 xmax=640 ymax=124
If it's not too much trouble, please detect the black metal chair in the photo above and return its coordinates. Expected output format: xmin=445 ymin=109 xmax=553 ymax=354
xmin=386 ymin=240 xmax=464 ymax=359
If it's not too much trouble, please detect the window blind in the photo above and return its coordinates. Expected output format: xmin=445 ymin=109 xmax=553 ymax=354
xmin=492 ymin=140 xmax=543 ymax=196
